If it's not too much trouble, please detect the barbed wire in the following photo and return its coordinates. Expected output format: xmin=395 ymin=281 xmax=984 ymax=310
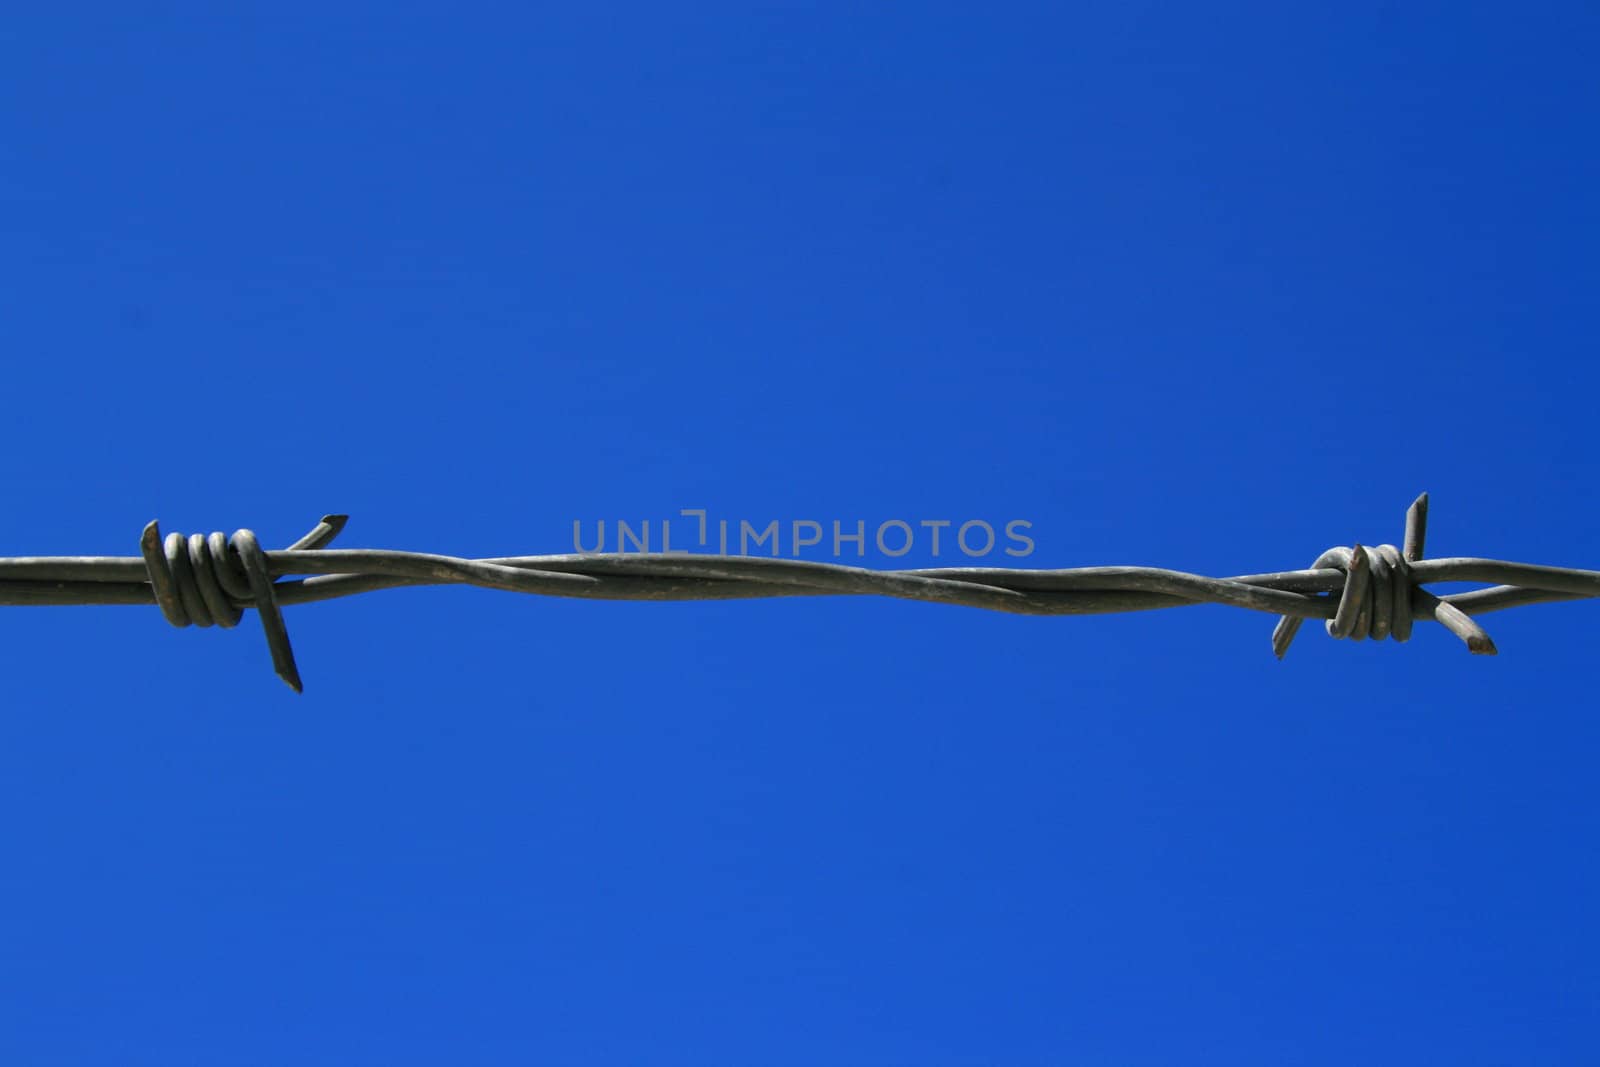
xmin=3 ymin=493 xmax=1597 ymax=692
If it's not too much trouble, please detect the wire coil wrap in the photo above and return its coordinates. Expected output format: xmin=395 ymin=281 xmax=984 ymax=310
xmin=141 ymin=528 xmax=249 ymax=629
xmin=1295 ymin=544 xmax=1421 ymax=645
xmin=135 ymin=516 xmax=348 ymax=693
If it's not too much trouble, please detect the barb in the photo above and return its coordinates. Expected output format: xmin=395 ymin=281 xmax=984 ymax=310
xmin=3 ymin=493 xmax=1597 ymax=692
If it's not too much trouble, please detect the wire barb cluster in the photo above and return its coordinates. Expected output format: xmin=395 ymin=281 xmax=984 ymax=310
xmin=137 ymin=516 xmax=349 ymax=693
xmin=1269 ymin=492 xmax=1494 ymax=657
xmin=3 ymin=493 xmax=1597 ymax=692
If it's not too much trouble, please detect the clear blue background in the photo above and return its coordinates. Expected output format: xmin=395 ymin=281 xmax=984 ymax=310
xmin=3 ymin=6 xmax=1597 ymax=1064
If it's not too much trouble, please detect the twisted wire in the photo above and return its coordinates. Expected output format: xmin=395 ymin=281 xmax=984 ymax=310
xmin=3 ymin=494 xmax=1598 ymax=692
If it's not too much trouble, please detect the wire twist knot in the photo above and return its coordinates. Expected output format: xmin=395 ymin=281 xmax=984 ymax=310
xmin=1270 ymin=493 xmax=1497 ymax=658
xmin=1317 ymin=543 xmax=1416 ymax=643
xmin=140 ymin=528 xmax=258 ymax=629
xmin=138 ymin=515 xmax=348 ymax=693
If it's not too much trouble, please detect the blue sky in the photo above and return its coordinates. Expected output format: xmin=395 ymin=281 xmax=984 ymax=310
xmin=2 ymin=5 xmax=1598 ymax=1064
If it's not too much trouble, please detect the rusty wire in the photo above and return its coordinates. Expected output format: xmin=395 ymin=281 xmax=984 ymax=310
xmin=2 ymin=493 xmax=1597 ymax=692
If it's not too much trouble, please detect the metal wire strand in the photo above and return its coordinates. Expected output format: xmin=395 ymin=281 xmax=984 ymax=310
xmin=3 ymin=493 xmax=1597 ymax=692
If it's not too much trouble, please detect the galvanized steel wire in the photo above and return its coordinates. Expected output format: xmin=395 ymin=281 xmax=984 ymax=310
xmin=3 ymin=493 xmax=1597 ymax=691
